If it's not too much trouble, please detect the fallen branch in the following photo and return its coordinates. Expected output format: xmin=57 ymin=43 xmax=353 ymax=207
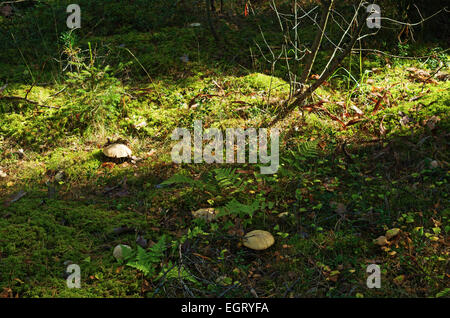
xmin=372 ymin=90 xmax=387 ymax=115
xmin=0 ymin=96 xmax=60 ymax=109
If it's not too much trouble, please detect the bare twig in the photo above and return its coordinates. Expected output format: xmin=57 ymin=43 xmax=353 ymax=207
xmin=24 ymin=82 xmax=35 ymax=100
xmin=269 ymin=9 xmax=370 ymax=126
xmin=0 ymin=96 xmax=60 ymax=109
xmin=350 ymin=48 xmax=450 ymax=59
xmin=299 ymin=0 xmax=335 ymax=89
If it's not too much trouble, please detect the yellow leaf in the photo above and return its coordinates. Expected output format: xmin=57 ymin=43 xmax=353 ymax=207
xmin=385 ymin=228 xmax=400 ymax=240
xmin=330 ymin=270 xmax=340 ymax=276
xmin=393 ymin=275 xmax=405 ymax=285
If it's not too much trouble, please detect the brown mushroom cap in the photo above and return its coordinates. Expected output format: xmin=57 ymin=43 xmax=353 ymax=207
xmin=243 ymin=230 xmax=275 ymax=250
xmin=103 ymin=143 xmax=132 ymax=158
xmin=192 ymin=208 xmax=217 ymax=221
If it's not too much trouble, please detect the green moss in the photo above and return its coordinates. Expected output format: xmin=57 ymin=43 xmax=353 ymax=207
xmin=233 ymin=73 xmax=289 ymax=95
xmin=0 ymin=197 xmax=157 ymax=297
xmin=1 ymin=7 xmax=448 ymax=297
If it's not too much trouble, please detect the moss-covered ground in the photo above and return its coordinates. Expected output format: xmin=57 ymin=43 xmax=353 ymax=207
xmin=0 ymin=1 xmax=448 ymax=298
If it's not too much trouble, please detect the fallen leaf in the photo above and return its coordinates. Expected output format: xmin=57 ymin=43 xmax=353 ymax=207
xmin=0 ymin=287 xmax=13 ymax=298
xmin=374 ymin=236 xmax=389 ymax=246
xmin=351 ymin=105 xmax=364 ymax=115
xmin=101 ymin=162 xmax=116 ymax=169
xmin=393 ymin=275 xmax=405 ymax=285
xmin=372 ymin=90 xmax=387 ymax=115
xmin=345 ymin=118 xmax=363 ymax=127
xmin=425 ymin=115 xmax=440 ymax=130
xmin=192 ymin=253 xmax=212 ymax=261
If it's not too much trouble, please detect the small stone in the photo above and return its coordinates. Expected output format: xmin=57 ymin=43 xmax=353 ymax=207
xmin=136 ymin=235 xmax=148 ymax=248
xmin=430 ymin=160 xmax=439 ymax=169
xmin=113 ymin=244 xmax=132 ymax=260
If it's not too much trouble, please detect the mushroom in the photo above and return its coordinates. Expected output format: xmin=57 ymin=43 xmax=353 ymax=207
xmin=191 ymin=208 xmax=217 ymax=221
xmin=374 ymin=236 xmax=389 ymax=246
xmin=243 ymin=230 xmax=275 ymax=250
xmin=103 ymin=143 xmax=132 ymax=159
xmin=385 ymin=228 xmax=400 ymax=240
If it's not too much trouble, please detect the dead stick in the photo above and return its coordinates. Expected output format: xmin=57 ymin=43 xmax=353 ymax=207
xmin=1 ymin=96 xmax=60 ymax=109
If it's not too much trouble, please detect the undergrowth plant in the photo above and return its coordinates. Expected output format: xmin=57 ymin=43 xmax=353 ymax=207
xmin=121 ymin=235 xmax=167 ymax=277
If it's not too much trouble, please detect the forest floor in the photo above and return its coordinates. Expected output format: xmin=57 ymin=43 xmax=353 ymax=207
xmin=0 ymin=10 xmax=449 ymax=298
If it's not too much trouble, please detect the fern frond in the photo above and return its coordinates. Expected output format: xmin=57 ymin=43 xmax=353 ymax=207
xmin=296 ymin=140 xmax=319 ymax=159
xmin=219 ymin=198 xmax=260 ymax=218
xmin=125 ymin=235 xmax=167 ymax=277
xmin=213 ymin=168 xmax=243 ymax=190
xmin=161 ymin=173 xmax=198 ymax=186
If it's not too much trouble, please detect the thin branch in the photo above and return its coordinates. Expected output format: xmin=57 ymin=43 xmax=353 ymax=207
xmin=0 ymin=96 xmax=60 ymax=109
xmin=24 ymin=82 xmax=35 ymax=100
xmin=299 ymin=0 xmax=335 ymax=88
xmin=0 ymin=0 xmax=36 ymax=4
xmin=351 ymin=48 xmax=450 ymax=59
xmin=269 ymin=8 xmax=370 ymax=126
xmin=380 ymin=7 xmax=448 ymax=27
xmin=297 ymin=3 xmax=342 ymax=53
xmin=319 ymin=0 xmax=364 ymax=78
